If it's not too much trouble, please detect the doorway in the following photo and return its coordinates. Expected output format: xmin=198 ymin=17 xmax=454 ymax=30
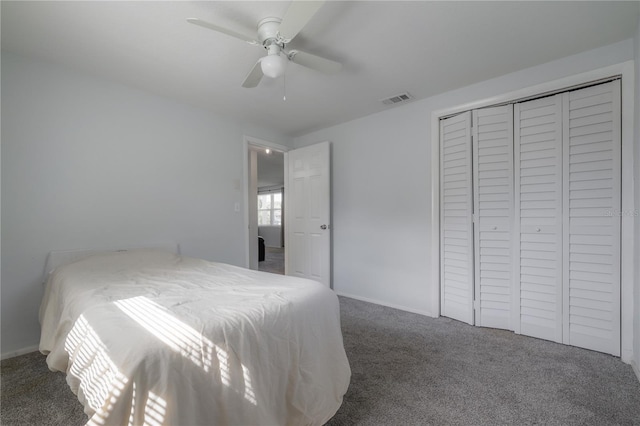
xmin=256 ymin=151 xmax=285 ymax=275
xmin=245 ymin=138 xmax=333 ymax=287
xmin=244 ymin=136 xmax=288 ymax=273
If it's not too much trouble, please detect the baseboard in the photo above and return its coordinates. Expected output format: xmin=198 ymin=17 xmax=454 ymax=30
xmin=335 ymin=291 xmax=436 ymax=318
xmin=1 ymin=345 xmax=39 ymax=361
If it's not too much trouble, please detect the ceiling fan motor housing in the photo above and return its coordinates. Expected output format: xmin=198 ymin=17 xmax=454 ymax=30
xmin=258 ymin=17 xmax=287 ymax=78
xmin=257 ymin=17 xmax=283 ymax=45
xmin=187 ymin=1 xmax=341 ymax=88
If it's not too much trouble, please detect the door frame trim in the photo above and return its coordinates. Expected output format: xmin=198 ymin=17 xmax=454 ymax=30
xmin=430 ymin=60 xmax=635 ymax=362
xmin=242 ymin=135 xmax=289 ymax=270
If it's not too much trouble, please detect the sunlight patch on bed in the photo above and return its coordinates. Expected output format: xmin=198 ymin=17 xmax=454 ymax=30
xmin=114 ymin=296 xmax=257 ymax=405
xmin=142 ymin=391 xmax=167 ymax=426
xmin=114 ymin=296 xmax=222 ymax=373
xmin=66 ymin=315 xmax=168 ymax=425
xmin=242 ymin=363 xmax=257 ymax=405
xmin=128 ymin=383 xmax=167 ymax=426
xmin=65 ymin=315 xmax=129 ymax=425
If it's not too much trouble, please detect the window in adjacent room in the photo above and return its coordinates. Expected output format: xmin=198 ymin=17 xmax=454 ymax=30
xmin=258 ymin=191 xmax=282 ymax=226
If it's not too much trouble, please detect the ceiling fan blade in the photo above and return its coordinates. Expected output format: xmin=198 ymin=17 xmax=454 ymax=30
xmin=187 ymin=18 xmax=259 ymax=45
xmin=288 ymin=50 xmax=342 ymax=74
xmin=277 ymin=1 xmax=324 ymax=42
xmin=242 ymin=60 xmax=264 ymax=88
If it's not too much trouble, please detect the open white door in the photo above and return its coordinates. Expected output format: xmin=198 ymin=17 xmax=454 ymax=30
xmin=286 ymin=141 xmax=331 ymax=287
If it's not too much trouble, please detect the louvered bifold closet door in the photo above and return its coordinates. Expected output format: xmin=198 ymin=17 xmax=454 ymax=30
xmin=514 ymin=95 xmax=564 ymax=342
xmin=440 ymin=112 xmax=474 ymax=325
xmin=562 ymin=81 xmax=621 ymax=356
xmin=472 ymin=105 xmax=514 ymax=330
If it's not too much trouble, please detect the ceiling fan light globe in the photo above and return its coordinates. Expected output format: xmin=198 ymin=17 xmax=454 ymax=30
xmin=261 ymin=54 xmax=287 ymax=79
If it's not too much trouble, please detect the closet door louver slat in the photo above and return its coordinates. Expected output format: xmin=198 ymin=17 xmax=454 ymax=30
xmin=473 ymin=105 xmax=514 ymax=330
xmin=514 ymin=95 xmax=564 ymax=342
xmin=440 ymin=112 xmax=474 ymax=325
xmin=562 ymin=81 xmax=621 ymax=356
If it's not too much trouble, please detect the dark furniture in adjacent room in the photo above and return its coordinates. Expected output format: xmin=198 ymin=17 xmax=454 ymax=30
xmin=258 ymin=236 xmax=265 ymax=262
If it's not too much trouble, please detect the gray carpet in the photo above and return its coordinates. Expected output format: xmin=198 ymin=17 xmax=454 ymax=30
xmin=329 ymin=297 xmax=640 ymax=426
xmin=2 ymin=296 xmax=640 ymax=425
xmin=1 ymin=350 xmax=87 ymax=425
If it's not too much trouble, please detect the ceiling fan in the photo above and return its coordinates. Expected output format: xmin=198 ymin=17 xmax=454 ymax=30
xmin=187 ymin=0 xmax=342 ymax=88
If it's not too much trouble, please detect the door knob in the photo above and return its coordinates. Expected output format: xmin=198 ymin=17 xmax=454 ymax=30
xmin=320 ymin=224 xmax=327 ymax=230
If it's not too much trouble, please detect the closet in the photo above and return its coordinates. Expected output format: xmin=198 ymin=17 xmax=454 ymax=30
xmin=440 ymin=80 xmax=621 ymax=356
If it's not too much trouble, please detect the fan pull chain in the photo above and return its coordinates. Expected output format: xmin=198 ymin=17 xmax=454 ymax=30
xmin=283 ymin=72 xmax=287 ymax=101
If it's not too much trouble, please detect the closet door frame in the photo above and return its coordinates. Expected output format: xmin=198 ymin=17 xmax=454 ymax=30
xmin=430 ymin=61 xmax=635 ymax=363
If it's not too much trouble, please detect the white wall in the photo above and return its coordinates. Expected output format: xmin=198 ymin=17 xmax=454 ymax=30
xmin=258 ymin=226 xmax=282 ymax=248
xmin=294 ymin=39 xmax=635 ymax=319
xmin=1 ymin=52 xmax=289 ymax=356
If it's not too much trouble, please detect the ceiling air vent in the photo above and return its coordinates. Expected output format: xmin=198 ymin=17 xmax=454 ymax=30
xmin=381 ymin=92 xmax=414 ymax=106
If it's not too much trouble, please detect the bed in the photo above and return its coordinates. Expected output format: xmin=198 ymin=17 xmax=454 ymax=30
xmin=39 ymin=248 xmax=350 ymax=425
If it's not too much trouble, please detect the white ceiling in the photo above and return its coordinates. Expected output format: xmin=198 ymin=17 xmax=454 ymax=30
xmin=2 ymin=1 xmax=638 ymax=137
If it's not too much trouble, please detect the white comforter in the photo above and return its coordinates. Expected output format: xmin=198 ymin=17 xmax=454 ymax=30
xmin=39 ymin=249 xmax=350 ymax=425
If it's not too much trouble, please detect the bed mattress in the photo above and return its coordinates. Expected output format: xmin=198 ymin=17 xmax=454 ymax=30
xmin=39 ymin=249 xmax=350 ymax=425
